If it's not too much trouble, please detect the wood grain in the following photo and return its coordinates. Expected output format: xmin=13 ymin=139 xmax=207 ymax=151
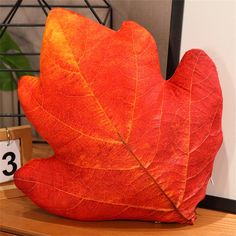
xmin=0 ymin=196 xmax=236 ymax=236
xmin=0 ymin=232 xmax=16 ymax=236
xmin=32 ymin=143 xmax=54 ymax=158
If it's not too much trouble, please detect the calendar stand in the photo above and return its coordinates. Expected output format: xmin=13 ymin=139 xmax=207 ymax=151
xmin=0 ymin=125 xmax=32 ymax=199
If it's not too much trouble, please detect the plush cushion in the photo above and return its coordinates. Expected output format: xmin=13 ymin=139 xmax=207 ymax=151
xmin=15 ymin=8 xmax=223 ymax=224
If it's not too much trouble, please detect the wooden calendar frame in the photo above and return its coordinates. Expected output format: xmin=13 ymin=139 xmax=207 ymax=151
xmin=0 ymin=125 xmax=32 ymax=200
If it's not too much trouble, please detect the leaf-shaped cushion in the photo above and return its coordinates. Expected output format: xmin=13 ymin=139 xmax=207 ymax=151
xmin=14 ymin=8 xmax=223 ymax=224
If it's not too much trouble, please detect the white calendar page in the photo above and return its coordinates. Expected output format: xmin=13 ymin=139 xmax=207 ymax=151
xmin=0 ymin=139 xmax=21 ymax=184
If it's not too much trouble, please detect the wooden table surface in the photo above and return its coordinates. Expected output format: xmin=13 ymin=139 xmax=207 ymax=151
xmin=0 ymin=196 xmax=236 ymax=236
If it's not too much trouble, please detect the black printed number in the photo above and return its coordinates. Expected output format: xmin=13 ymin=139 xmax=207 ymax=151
xmin=2 ymin=152 xmax=18 ymax=176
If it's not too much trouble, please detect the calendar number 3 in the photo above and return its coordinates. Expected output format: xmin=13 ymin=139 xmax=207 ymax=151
xmin=2 ymin=152 xmax=18 ymax=176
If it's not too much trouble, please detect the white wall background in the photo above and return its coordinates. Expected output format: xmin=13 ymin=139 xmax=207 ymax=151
xmin=181 ymin=0 xmax=236 ymax=200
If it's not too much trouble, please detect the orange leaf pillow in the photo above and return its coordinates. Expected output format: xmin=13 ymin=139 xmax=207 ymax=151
xmin=15 ymin=8 xmax=223 ymax=224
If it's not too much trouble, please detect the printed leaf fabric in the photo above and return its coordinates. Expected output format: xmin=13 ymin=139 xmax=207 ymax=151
xmin=15 ymin=8 xmax=223 ymax=224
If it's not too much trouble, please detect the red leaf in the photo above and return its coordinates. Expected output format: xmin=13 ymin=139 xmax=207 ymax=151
xmin=15 ymin=8 xmax=223 ymax=224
